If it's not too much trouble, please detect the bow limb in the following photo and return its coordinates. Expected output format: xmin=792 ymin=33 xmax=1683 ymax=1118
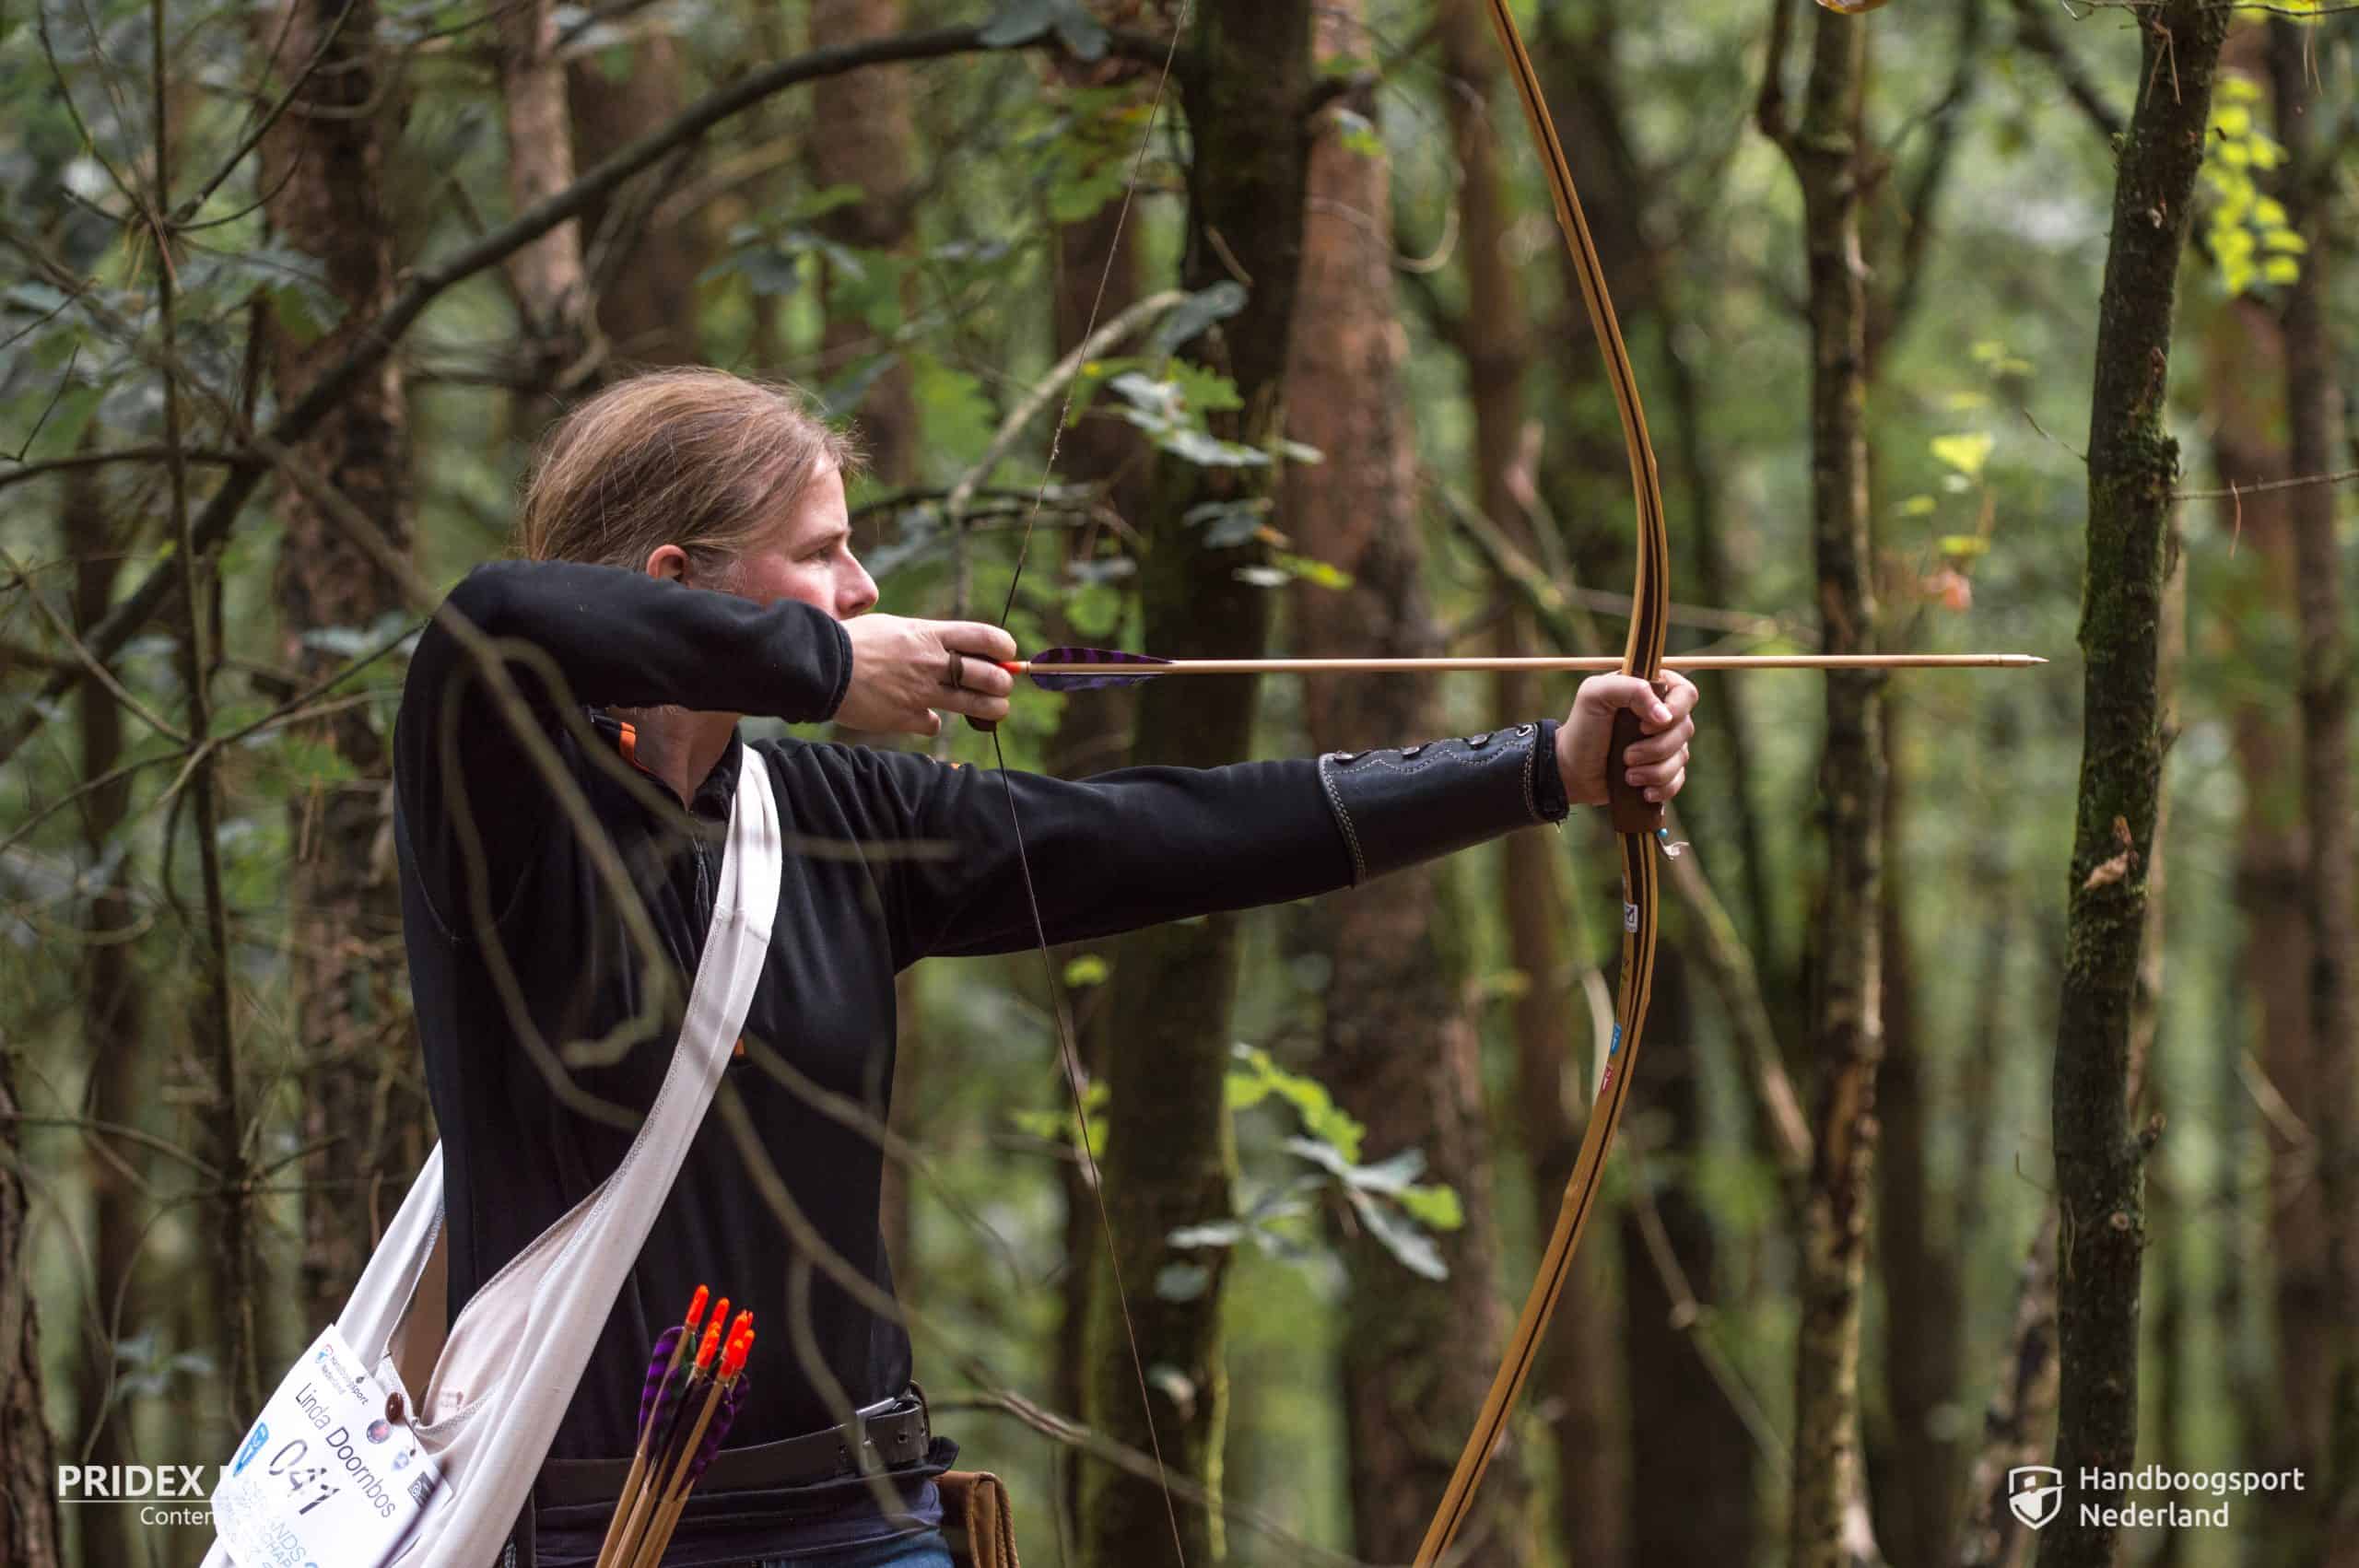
xmin=1414 ymin=5 xmax=1671 ymax=1563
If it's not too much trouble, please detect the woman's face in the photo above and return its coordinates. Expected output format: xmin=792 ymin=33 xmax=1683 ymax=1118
xmin=727 ymin=460 xmax=879 ymax=622
xmin=649 ymin=458 xmax=878 ymax=621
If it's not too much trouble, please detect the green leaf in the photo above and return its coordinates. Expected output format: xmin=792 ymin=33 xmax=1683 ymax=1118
xmin=1160 ymin=427 xmax=1270 ymax=468
xmin=1062 ymin=954 xmax=1109 ymax=988
xmin=1346 ymin=1188 xmax=1448 ymax=1281
xmin=1267 ymin=551 xmax=1354 ymax=591
xmin=1937 ymin=534 xmax=1991 ymax=558
xmin=1898 ymin=495 xmax=1939 ymax=518
xmin=978 ymin=0 xmax=1054 ymax=46
xmin=1187 ymin=501 xmax=1268 ymax=548
xmin=1929 ymin=433 xmax=1994 ymax=476
xmin=1147 ymin=282 xmax=1250 ymax=358
xmin=1395 ymin=1184 xmax=1465 ymax=1231
xmin=1332 ymin=108 xmax=1382 ymax=158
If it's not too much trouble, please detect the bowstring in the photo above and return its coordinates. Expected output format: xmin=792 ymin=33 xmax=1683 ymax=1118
xmin=982 ymin=10 xmax=1192 ymax=1562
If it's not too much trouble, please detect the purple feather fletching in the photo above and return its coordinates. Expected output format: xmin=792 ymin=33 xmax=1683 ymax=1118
xmin=686 ymin=1375 xmax=748 ymax=1486
xmin=637 ymin=1325 xmax=685 ymax=1441
xmin=1025 ymin=646 xmax=1171 ymax=691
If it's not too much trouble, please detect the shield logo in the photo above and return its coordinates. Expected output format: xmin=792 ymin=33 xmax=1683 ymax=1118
xmin=2007 ymin=1466 xmax=2064 ymax=1529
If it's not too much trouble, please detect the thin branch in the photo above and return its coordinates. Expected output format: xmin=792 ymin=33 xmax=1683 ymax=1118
xmin=173 ymin=0 xmax=364 ymax=220
xmin=943 ymin=288 xmax=1188 ymax=522
xmin=2175 ymin=464 xmax=2359 ymax=499
xmin=0 ymin=546 xmax=187 ymax=744
xmin=2012 ymin=0 xmax=2128 ymax=138
xmin=0 ymin=444 xmax=245 ymax=497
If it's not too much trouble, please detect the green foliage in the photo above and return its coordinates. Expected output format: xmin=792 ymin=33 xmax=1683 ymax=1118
xmin=1015 ymin=83 xmax=1144 ymax=225
xmin=1226 ymin=1044 xmax=1364 ymax=1160
xmin=1223 ymin=1045 xmax=1463 ymax=1281
xmin=1010 ymin=1078 xmax=1109 ymax=1160
xmin=2200 ymin=76 xmax=2306 ymax=298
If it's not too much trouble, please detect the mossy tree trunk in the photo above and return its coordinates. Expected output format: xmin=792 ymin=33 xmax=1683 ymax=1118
xmin=1080 ymin=4 xmax=1310 ymax=1562
xmin=1769 ymin=11 xmax=1888 ymax=1565
xmin=2042 ymin=3 xmax=2229 ymax=1564
xmin=0 ymin=1045 xmax=61 ymax=1568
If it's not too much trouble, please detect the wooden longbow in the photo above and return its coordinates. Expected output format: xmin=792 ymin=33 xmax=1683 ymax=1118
xmin=1413 ymin=5 xmax=1674 ymax=1562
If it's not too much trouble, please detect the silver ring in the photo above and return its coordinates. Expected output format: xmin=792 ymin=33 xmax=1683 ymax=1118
xmin=945 ymin=652 xmax=966 ymax=692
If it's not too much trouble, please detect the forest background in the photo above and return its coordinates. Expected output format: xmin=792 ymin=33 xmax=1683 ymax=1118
xmin=0 ymin=0 xmax=2353 ymax=1565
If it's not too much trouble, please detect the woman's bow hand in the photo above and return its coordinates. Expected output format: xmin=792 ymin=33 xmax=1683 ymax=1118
xmin=1555 ymin=672 xmax=1698 ymax=810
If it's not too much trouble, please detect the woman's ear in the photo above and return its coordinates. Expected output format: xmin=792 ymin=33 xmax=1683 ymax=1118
xmin=643 ymin=543 xmax=690 ymax=582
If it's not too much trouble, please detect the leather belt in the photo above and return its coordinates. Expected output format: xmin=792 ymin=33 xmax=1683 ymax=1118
xmin=534 ymin=1390 xmax=933 ymax=1510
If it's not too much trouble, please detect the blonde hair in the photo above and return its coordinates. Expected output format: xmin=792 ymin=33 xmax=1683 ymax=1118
xmin=517 ymin=369 xmax=863 ymax=583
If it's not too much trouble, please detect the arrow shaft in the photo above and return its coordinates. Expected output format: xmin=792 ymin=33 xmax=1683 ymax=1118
xmin=1005 ymin=652 xmax=2042 ymax=677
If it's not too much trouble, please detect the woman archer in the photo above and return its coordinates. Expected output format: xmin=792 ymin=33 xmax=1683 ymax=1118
xmin=393 ymin=368 xmax=1697 ymax=1567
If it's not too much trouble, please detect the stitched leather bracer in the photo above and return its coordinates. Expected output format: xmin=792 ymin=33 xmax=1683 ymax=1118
xmin=1315 ymin=720 xmax=1569 ymax=887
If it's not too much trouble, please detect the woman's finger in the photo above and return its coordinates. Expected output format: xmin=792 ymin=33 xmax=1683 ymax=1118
xmin=949 ymin=658 xmax=1015 ymax=700
xmin=1625 ymin=752 xmax=1686 ymax=790
xmin=1622 ymin=718 xmax=1695 ymax=766
xmin=941 ymin=687 xmax=1013 ymax=724
xmin=937 ymin=620 xmax=1020 ymax=663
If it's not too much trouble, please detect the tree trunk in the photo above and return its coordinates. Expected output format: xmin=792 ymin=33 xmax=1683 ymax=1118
xmin=255 ymin=0 xmax=427 ymax=1339
xmin=1285 ymin=8 xmax=1532 ymax=1558
xmin=1874 ymin=697 xmax=1963 ymax=1568
xmin=499 ymin=0 xmax=598 ymax=414
xmin=1080 ymin=4 xmax=1309 ymax=1561
xmin=2207 ymin=295 xmax=2331 ymax=1494
xmin=1619 ymin=948 xmax=1757 ymax=1566
xmin=2042 ymin=3 xmax=2229 ymax=1564
xmin=808 ymin=0 xmax=921 ymax=484
xmin=1776 ymin=14 xmax=1888 ymax=1567
xmin=0 ymin=1047 xmax=62 ymax=1568
xmin=65 ymin=458 xmax=152 ymax=1568
xmin=2267 ymin=25 xmax=2359 ymax=1554
xmin=569 ymin=34 xmax=711 ymax=369
xmin=1949 ymin=1212 xmax=2060 ymax=1568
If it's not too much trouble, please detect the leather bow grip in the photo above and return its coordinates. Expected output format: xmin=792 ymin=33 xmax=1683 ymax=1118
xmin=1606 ymin=699 xmax=1666 ymax=836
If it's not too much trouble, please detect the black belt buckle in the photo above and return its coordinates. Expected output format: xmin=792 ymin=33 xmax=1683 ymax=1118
xmin=838 ymin=1385 xmax=930 ymax=1478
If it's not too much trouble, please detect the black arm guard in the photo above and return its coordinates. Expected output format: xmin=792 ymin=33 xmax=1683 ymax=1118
xmin=1314 ymin=720 xmax=1570 ymax=886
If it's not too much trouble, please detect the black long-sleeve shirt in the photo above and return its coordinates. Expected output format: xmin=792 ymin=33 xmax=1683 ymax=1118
xmin=391 ymin=559 xmax=1563 ymax=1551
